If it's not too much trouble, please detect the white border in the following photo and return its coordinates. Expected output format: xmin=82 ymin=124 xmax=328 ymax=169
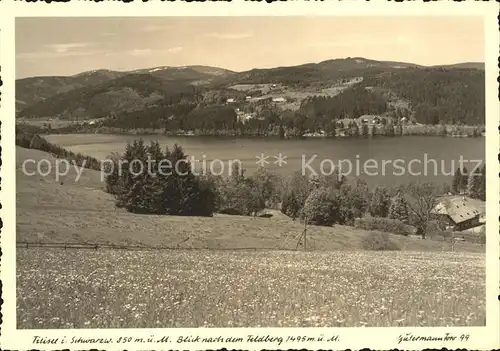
xmin=1 ymin=2 xmax=499 ymax=350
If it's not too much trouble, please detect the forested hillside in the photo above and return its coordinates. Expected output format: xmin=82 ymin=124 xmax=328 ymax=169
xmin=16 ymin=65 xmax=233 ymax=112
xmin=361 ymin=68 xmax=484 ymax=125
xmin=16 ymin=58 xmax=485 ymax=134
xmin=18 ymin=74 xmax=200 ymax=119
xmin=299 ymin=86 xmax=388 ymax=119
xmin=15 ymin=70 xmax=125 ymax=110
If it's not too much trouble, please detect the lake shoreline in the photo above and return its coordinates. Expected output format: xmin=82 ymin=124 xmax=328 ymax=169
xmin=38 ymin=129 xmax=485 ymax=140
xmin=17 ymin=121 xmax=485 ymax=139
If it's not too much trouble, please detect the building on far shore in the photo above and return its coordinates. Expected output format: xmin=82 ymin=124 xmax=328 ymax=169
xmin=236 ymin=111 xmax=257 ymax=124
xmin=358 ymin=115 xmax=382 ymax=125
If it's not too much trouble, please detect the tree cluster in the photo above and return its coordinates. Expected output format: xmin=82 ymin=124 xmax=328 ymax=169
xmin=466 ymin=164 xmax=486 ymax=201
xmin=299 ymin=86 xmax=387 ymax=120
xmin=105 ymin=140 xmax=216 ymax=216
xmin=16 ymin=125 xmax=101 ymax=171
xmin=281 ymin=170 xmax=444 ymax=238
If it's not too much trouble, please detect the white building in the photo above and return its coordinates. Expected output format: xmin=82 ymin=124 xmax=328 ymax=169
xmin=237 ymin=113 xmax=257 ymax=124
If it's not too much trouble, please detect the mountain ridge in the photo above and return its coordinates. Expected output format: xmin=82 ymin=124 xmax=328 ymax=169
xmin=17 ymin=57 xmax=484 ymax=80
xmin=16 ymin=57 xmax=485 ymax=125
xmin=16 ymin=65 xmax=234 ymax=110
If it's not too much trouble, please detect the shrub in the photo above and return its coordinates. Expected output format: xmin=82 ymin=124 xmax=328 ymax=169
xmin=302 ymin=187 xmax=339 ymax=226
xmin=252 ymin=167 xmax=283 ymax=208
xmin=337 ymin=180 xmax=370 ymax=225
xmin=362 ymin=232 xmax=401 ymax=251
xmin=388 ymin=192 xmax=409 ymax=223
xmin=29 ymin=134 xmax=50 ymax=150
xmin=281 ymin=171 xmax=311 ymax=218
xmin=355 ymin=216 xmax=416 ymax=236
xmin=217 ymin=175 xmax=265 ymax=216
xmin=281 ymin=189 xmax=301 ymax=219
xmin=368 ymin=186 xmax=391 ymax=218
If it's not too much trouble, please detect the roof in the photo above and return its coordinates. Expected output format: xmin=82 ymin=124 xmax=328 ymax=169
xmin=431 ymin=196 xmax=482 ymax=224
xmin=357 ymin=115 xmax=382 ymax=124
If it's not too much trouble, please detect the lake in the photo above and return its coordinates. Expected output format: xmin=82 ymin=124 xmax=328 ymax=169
xmin=45 ymin=134 xmax=485 ymax=188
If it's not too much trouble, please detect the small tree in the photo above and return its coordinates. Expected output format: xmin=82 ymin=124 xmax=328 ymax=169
xmin=452 ymin=167 xmax=462 ymax=194
xmin=478 ymin=164 xmax=486 ymax=201
xmin=198 ymin=171 xmax=224 ymax=212
xmin=245 ymin=179 xmax=266 ymax=216
xmin=360 ymin=123 xmax=369 ymax=137
xmin=29 ymin=134 xmax=49 ymax=150
xmin=229 ymin=162 xmax=245 ymax=183
xmin=369 ymin=186 xmax=391 ymax=218
xmin=389 ymin=191 xmax=409 ymax=223
xmin=384 ymin=119 xmax=395 ymax=137
xmin=461 ymin=166 xmax=469 ymax=193
xmin=282 ymin=171 xmax=311 ymax=213
xmin=317 ymin=171 xmax=347 ymax=190
xmin=350 ymin=121 xmax=360 ymax=137
xmin=402 ymin=182 xmax=439 ymax=239
xmin=281 ymin=189 xmax=301 ymax=219
xmin=302 ymin=187 xmax=339 ymax=226
xmin=218 ymin=169 xmax=266 ymax=216
xmin=332 ymin=180 xmax=369 ymax=226
xmin=452 ymin=167 xmax=468 ymax=194
xmin=467 ymin=166 xmax=482 ymax=199
xmin=308 ymin=174 xmax=322 ymax=191
xmin=349 ymin=179 xmax=370 ymax=219
xmin=104 ymin=152 xmax=125 ymax=195
xmin=252 ymin=167 xmax=282 ymax=208
xmin=464 ymin=164 xmax=486 ymax=201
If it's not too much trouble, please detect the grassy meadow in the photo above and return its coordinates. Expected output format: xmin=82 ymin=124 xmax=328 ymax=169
xmin=17 ymin=249 xmax=485 ymax=328
xmin=16 ymin=146 xmax=487 ymax=328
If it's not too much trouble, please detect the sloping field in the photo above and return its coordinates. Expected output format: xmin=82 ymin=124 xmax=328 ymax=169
xmin=17 ymin=248 xmax=485 ymax=328
xmin=228 ymin=83 xmax=352 ymax=111
xmin=16 ymin=146 xmax=484 ymax=252
xmin=15 ymin=147 xmax=486 ymax=329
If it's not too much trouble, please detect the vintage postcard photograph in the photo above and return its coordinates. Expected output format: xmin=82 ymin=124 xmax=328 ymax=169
xmin=0 ymin=2 xmax=499 ymax=350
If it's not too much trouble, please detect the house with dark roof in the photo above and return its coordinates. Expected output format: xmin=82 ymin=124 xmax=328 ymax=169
xmin=431 ymin=196 xmax=483 ymax=231
xmin=357 ymin=115 xmax=382 ymax=125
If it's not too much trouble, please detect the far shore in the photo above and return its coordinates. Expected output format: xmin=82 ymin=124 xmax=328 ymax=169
xmin=17 ymin=123 xmax=486 ymax=140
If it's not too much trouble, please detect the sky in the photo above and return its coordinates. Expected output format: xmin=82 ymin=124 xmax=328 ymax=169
xmin=16 ymin=16 xmax=484 ymax=79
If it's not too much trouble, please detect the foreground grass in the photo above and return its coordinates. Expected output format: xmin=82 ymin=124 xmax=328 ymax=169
xmin=17 ymin=248 xmax=485 ymax=328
